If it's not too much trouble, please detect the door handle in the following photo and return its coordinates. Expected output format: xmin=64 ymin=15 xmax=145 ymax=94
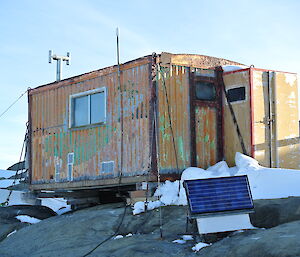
xmin=255 ymin=117 xmax=274 ymax=125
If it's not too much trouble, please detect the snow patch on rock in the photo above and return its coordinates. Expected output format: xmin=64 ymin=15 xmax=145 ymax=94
xmin=172 ymin=239 xmax=186 ymax=244
xmin=16 ymin=215 xmax=41 ymax=224
xmin=192 ymin=242 xmax=210 ymax=251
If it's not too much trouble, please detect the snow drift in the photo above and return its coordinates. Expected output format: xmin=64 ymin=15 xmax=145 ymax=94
xmin=133 ymin=152 xmax=300 ymax=214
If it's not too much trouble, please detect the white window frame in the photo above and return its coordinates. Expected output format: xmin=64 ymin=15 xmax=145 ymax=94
xmin=69 ymin=87 xmax=107 ymax=128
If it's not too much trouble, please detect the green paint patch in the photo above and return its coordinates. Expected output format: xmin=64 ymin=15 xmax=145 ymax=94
xmin=163 ymin=133 xmax=171 ymax=141
xmin=44 ymin=137 xmax=49 ymax=153
xmin=204 ymin=135 xmax=210 ymax=143
xmin=177 ymin=136 xmax=185 ymax=161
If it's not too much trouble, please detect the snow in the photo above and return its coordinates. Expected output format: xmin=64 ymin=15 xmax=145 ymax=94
xmin=113 ymin=235 xmax=124 ymax=240
xmin=41 ymin=198 xmax=71 ymax=215
xmin=0 ymin=169 xmax=18 ymax=179
xmin=16 ymin=215 xmax=41 ymax=224
xmin=0 ymin=189 xmax=71 ymax=215
xmin=192 ymin=242 xmax=210 ymax=252
xmin=6 ymin=230 xmax=17 ymax=238
xmin=235 ymin=152 xmax=260 ymax=171
xmin=182 ymin=235 xmax=193 ymax=241
xmin=172 ymin=239 xmax=186 ymax=244
xmin=133 ymin=200 xmax=161 ymax=215
xmin=0 ymin=179 xmax=20 ymax=189
xmin=154 ymin=180 xmax=180 ymax=205
xmin=222 ymin=65 xmax=248 ymax=73
xmin=132 ymin=152 xmax=300 ymax=214
xmin=0 ymin=189 xmax=25 ymax=205
xmin=56 ymin=205 xmax=72 ymax=215
xmin=172 ymin=235 xmax=193 ymax=244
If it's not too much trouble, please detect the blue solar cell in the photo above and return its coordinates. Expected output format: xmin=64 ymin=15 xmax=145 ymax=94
xmin=184 ymin=175 xmax=253 ymax=215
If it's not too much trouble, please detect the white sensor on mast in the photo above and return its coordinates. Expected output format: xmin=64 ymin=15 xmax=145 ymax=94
xmin=49 ymin=50 xmax=71 ymax=81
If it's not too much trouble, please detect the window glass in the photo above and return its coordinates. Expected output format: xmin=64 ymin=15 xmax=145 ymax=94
xmin=90 ymin=92 xmax=105 ymax=124
xmin=227 ymin=87 xmax=246 ymax=103
xmin=195 ymin=81 xmax=216 ymax=101
xmin=71 ymin=88 xmax=106 ymax=128
xmin=74 ymin=95 xmax=88 ymax=126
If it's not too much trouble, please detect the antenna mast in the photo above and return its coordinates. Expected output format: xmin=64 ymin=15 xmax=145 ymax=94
xmin=116 ymin=27 xmax=124 ymax=182
xmin=49 ymin=50 xmax=71 ymax=81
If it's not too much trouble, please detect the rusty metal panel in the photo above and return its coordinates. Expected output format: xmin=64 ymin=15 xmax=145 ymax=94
xmin=157 ymin=65 xmax=191 ymax=174
xmin=252 ymin=70 xmax=270 ymax=166
xmin=29 ymin=57 xmax=152 ymax=188
xmin=252 ymin=69 xmax=300 ymax=169
xmin=273 ymin=72 xmax=299 ymax=169
xmin=194 ymin=106 xmax=217 ymax=168
xmin=160 ymin=52 xmax=244 ymax=68
xmin=223 ymin=70 xmax=252 ymax=166
xmin=190 ymin=68 xmax=223 ymax=169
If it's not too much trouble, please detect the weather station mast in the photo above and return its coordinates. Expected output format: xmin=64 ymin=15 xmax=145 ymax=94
xmin=48 ymin=50 xmax=71 ymax=81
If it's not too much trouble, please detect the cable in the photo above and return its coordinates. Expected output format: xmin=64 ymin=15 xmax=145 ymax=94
xmin=158 ymin=66 xmax=181 ymax=195
xmin=82 ymin=202 xmax=128 ymax=257
xmin=153 ymin=101 xmax=164 ymax=238
xmin=82 ymin=30 xmax=127 ymax=257
xmin=144 ymin=53 xmax=158 ymax=212
xmin=0 ymin=89 xmax=28 ymax=120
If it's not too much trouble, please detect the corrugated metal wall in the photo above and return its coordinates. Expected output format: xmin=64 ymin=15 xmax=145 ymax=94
xmin=274 ymin=71 xmax=300 ymax=168
xmin=29 ymin=58 xmax=152 ymax=186
xmin=223 ymin=70 xmax=252 ymax=166
xmin=157 ymin=65 xmax=191 ymax=174
xmin=223 ymin=68 xmax=300 ymax=169
xmin=253 ymin=70 xmax=300 ymax=169
xmin=194 ymin=106 xmax=217 ymax=168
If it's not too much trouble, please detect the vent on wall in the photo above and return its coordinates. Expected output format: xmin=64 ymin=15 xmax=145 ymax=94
xmin=101 ymin=161 xmax=114 ymax=174
xmin=67 ymin=164 xmax=73 ymax=181
xmin=67 ymin=153 xmax=74 ymax=181
xmin=67 ymin=153 xmax=74 ymax=165
xmin=55 ymin=163 xmax=60 ymax=182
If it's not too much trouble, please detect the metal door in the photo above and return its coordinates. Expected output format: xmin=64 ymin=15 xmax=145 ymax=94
xmin=190 ymin=69 xmax=223 ymax=168
xmin=253 ymin=69 xmax=300 ymax=169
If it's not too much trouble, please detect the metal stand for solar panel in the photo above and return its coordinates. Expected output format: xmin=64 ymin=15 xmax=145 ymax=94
xmin=184 ymin=175 xmax=255 ymax=235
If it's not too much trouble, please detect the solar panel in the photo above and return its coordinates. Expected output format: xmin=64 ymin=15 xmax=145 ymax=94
xmin=184 ymin=175 xmax=253 ymax=216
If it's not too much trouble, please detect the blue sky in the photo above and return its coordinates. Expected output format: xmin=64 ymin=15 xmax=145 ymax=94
xmin=0 ymin=0 xmax=299 ymax=168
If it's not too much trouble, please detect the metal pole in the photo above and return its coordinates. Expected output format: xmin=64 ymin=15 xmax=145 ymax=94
xmin=116 ymin=28 xmax=120 ymax=68
xmin=267 ymin=71 xmax=273 ymax=167
xmin=56 ymin=59 xmax=62 ymax=81
xmin=49 ymin=50 xmax=70 ymax=81
xmin=116 ymin=27 xmax=124 ymax=181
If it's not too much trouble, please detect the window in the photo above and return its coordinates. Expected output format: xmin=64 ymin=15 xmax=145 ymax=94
xmin=227 ymin=87 xmax=246 ymax=103
xmin=70 ymin=88 xmax=106 ymax=128
xmin=195 ymin=81 xmax=216 ymax=101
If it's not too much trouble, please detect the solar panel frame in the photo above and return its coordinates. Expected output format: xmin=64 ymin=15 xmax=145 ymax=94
xmin=184 ymin=175 xmax=254 ymax=217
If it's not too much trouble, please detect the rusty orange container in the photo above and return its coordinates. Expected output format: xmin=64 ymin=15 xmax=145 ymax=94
xmin=28 ymin=52 xmax=298 ymax=192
